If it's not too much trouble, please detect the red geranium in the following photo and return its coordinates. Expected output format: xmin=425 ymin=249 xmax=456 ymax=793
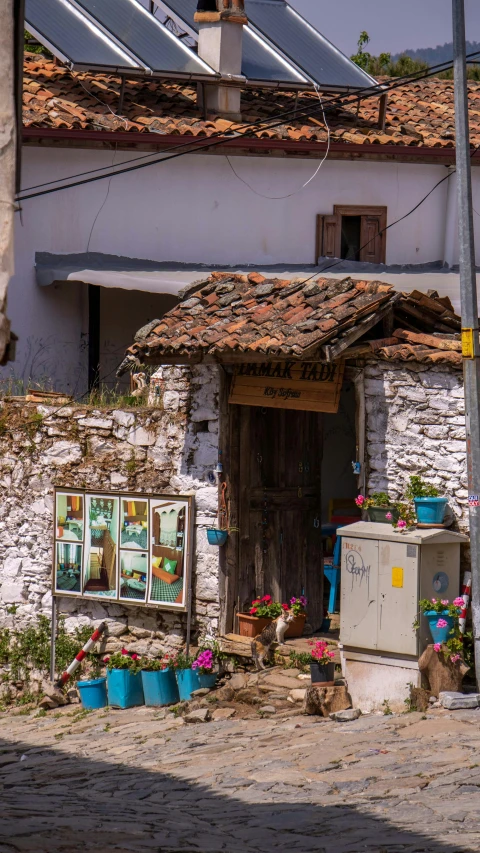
xmin=121 ymin=648 xmax=128 ymax=655
xmin=261 ymin=595 xmax=271 ymax=602
xmin=249 ymin=607 xmax=258 ymax=615
xmin=131 ymin=654 xmax=139 ymax=660
xmin=281 ymin=603 xmax=289 ymax=611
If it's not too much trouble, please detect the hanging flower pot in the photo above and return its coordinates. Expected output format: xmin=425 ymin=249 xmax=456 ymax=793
xmin=425 ymin=611 xmax=456 ymax=645
xmin=206 ymin=528 xmax=228 ymax=546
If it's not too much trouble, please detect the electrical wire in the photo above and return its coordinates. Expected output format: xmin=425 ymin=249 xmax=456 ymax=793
xmin=86 ymin=145 xmax=117 ymax=252
xmin=225 ymin=83 xmax=331 ymax=199
xmin=17 ymin=50 xmax=480 ymax=201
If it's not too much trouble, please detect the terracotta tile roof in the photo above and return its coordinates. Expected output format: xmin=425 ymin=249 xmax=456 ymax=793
xmin=119 ymin=273 xmax=463 ymax=370
xmin=22 ymin=54 xmax=480 ymax=150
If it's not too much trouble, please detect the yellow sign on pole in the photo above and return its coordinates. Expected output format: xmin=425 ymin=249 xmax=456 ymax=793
xmin=462 ymin=328 xmax=475 ymax=359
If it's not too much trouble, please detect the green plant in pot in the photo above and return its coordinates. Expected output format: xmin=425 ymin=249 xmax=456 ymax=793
xmin=309 ymin=639 xmax=336 ymax=686
xmin=238 ymin=595 xmax=283 ymax=638
xmin=405 ymin=476 xmax=447 ymax=525
xmin=355 ymin=492 xmax=400 ymax=524
xmin=139 ymin=655 xmax=179 ymax=707
xmin=104 ymin=649 xmax=144 ymax=709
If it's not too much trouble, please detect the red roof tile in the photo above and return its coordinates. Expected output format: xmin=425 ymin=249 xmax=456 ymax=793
xmin=22 ymin=54 xmax=480 ymax=151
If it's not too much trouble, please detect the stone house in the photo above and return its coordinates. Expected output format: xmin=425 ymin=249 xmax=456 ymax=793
xmin=0 ymin=270 xmax=467 ymax=654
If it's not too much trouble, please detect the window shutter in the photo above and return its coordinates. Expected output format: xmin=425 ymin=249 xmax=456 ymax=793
xmin=316 ymin=213 xmax=340 ymax=261
xmin=359 ymin=214 xmax=386 ymax=264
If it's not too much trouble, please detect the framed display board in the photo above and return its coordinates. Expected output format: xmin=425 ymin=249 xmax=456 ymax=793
xmin=53 ymin=489 xmax=194 ymax=612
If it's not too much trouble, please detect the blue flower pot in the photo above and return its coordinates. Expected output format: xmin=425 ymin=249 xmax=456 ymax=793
xmin=198 ymin=672 xmax=217 ymax=690
xmin=207 ymin=528 xmax=228 ymax=546
xmin=414 ymin=497 xmax=448 ymax=524
xmin=176 ymin=668 xmax=200 ymax=701
xmin=77 ymin=677 xmax=107 ymax=710
xmin=425 ymin=610 xmax=455 ymax=644
xmin=107 ymin=669 xmax=144 ymax=709
xmin=141 ymin=669 xmax=180 ymax=707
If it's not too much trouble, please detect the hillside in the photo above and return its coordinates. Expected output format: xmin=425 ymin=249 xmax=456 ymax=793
xmin=392 ymin=40 xmax=480 ymax=66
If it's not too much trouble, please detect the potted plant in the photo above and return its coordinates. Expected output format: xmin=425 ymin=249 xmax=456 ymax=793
xmin=171 ymin=650 xmax=197 ymax=701
xmin=417 ymin=597 xmax=465 ymax=644
xmin=355 ymin=493 xmax=400 ymax=524
xmin=191 ymin=648 xmax=218 ymax=690
xmin=284 ymin=596 xmax=308 ymax=638
xmin=309 ymin=639 xmax=336 ymax=686
xmin=104 ymin=649 xmax=144 ymax=709
xmin=238 ymin=595 xmax=282 ymax=638
xmin=405 ymin=476 xmax=448 ymax=525
xmin=140 ymin=654 xmax=179 ymax=707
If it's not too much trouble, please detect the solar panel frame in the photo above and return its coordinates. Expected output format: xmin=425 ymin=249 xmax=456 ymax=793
xmin=72 ymin=0 xmax=217 ymax=78
xmin=25 ymin=0 xmax=143 ymax=73
xmin=244 ymin=0 xmax=379 ymax=91
xmin=155 ymin=0 xmax=308 ymax=85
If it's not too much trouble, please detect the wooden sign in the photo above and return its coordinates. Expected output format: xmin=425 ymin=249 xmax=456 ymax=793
xmin=229 ymin=361 xmax=344 ymax=413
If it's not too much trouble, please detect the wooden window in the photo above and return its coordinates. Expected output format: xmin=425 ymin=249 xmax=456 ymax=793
xmin=316 ymin=206 xmax=387 ymax=264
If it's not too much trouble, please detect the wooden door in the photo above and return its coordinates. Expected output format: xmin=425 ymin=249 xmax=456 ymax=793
xmin=237 ymin=406 xmax=324 ymax=631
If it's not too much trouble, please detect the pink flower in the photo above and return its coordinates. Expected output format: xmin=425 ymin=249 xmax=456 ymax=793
xmin=433 ymin=643 xmax=442 ymax=653
xmin=355 ymin=495 xmax=365 ymax=507
xmin=441 ymin=600 xmax=449 ymax=606
xmin=431 ymin=599 xmax=437 ymax=604
xmin=436 ymin=618 xmax=448 ymax=628
xmin=450 ymin=654 xmax=461 ymax=664
xmin=103 ymin=655 xmax=110 ymax=663
xmin=454 ymin=597 xmax=465 ymax=607
xmin=397 ymin=519 xmax=407 ymax=529
xmin=121 ymin=648 xmax=128 ymax=655
xmin=249 ymin=607 xmax=258 ymax=615
xmin=290 ymin=597 xmax=297 ymax=605
xmin=386 ymin=512 xmax=393 ymax=521
xmin=261 ymin=595 xmax=271 ymax=602
xmin=131 ymin=654 xmax=139 ymax=660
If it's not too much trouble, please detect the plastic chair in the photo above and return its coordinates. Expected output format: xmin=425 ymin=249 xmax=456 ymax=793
xmin=324 ymin=534 xmax=342 ymax=613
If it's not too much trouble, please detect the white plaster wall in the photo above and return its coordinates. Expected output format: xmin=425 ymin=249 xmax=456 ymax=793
xmin=12 ymin=145 xmax=480 ymax=389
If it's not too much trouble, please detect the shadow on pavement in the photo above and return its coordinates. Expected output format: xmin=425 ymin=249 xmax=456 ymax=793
xmin=0 ymin=733 xmax=471 ymax=853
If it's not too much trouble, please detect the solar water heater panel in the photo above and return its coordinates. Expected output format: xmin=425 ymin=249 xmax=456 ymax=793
xmin=25 ymin=0 xmax=140 ymax=70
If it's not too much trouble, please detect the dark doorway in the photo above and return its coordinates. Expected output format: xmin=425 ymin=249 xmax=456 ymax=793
xmin=340 ymin=215 xmax=362 ymax=261
xmin=236 ymin=405 xmax=324 ymax=631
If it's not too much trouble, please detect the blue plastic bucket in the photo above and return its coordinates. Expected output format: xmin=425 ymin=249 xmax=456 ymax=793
xmin=77 ymin=677 xmax=107 ymax=710
xmin=198 ymin=672 xmax=217 ymax=690
xmin=414 ymin=497 xmax=448 ymax=524
xmin=176 ymin=668 xmax=200 ymax=701
xmin=425 ymin=611 xmax=456 ymax=645
xmin=207 ymin=528 xmax=228 ymax=546
xmin=141 ymin=669 xmax=180 ymax=707
xmin=107 ymin=669 xmax=144 ymax=709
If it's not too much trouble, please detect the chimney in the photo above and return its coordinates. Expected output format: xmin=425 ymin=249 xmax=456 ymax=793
xmin=195 ymin=0 xmax=247 ymax=120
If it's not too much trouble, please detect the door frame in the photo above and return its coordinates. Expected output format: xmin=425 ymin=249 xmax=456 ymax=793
xmin=217 ymin=364 xmax=366 ymax=635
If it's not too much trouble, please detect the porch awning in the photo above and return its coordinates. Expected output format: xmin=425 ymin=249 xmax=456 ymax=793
xmin=35 ymin=253 xmax=472 ymax=314
xmin=34 ymin=253 xmax=221 ymax=296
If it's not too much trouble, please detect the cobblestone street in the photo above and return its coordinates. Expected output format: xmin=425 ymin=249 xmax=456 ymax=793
xmin=1 ymin=703 xmax=480 ymax=852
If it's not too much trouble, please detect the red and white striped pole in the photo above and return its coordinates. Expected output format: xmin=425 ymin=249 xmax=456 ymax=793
xmin=55 ymin=622 xmax=106 ymax=687
xmin=459 ymin=571 xmax=472 ymax=635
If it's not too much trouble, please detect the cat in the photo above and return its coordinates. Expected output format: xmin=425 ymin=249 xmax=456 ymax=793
xmin=251 ymin=610 xmax=295 ymax=670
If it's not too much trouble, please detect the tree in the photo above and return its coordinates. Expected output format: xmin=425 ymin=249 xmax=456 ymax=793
xmin=351 ymin=31 xmax=428 ymax=77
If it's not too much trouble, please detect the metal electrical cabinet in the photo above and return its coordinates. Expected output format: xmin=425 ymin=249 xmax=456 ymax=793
xmin=339 ymin=522 xmax=468 ymax=657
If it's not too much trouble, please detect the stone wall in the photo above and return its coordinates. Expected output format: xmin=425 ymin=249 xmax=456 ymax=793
xmin=364 ymin=360 xmax=468 ymax=531
xmin=0 ymin=365 xmax=221 ymax=654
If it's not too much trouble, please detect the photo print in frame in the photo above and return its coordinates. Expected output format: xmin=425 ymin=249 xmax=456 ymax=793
xmin=82 ymin=494 xmax=119 ymax=599
xmin=148 ymin=498 xmax=189 ymax=609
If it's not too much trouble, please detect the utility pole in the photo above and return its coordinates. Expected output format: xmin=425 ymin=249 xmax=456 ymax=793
xmin=452 ymin=0 xmax=480 ymax=687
